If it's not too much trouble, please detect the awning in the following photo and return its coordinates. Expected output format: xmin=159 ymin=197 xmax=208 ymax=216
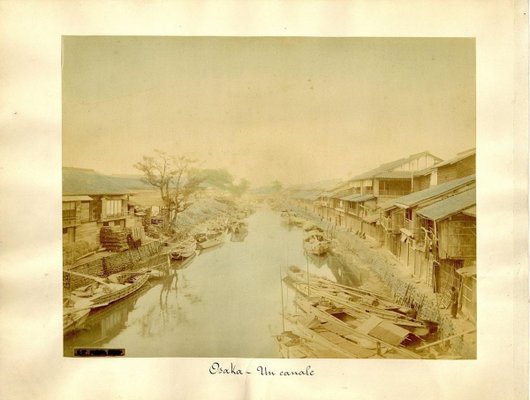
xmin=104 ymin=195 xmax=128 ymax=200
xmin=462 ymin=205 xmax=476 ymax=217
xmin=416 ymin=189 xmax=475 ymax=221
xmin=456 ymin=266 xmax=476 ymax=277
xmin=341 ymin=194 xmax=362 ymax=202
xmin=363 ymin=214 xmax=379 ymax=223
xmin=350 ymin=194 xmax=375 ymax=203
xmin=62 ymin=195 xmax=93 ymax=202
xmin=400 ymin=228 xmax=414 ymax=237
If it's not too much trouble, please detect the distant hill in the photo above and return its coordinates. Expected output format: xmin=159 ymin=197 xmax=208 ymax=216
xmin=250 ymin=178 xmax=343 ymax=197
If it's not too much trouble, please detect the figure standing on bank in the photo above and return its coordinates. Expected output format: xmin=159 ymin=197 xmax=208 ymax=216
xmin=450 ymin=286 xmax=459 ymax=319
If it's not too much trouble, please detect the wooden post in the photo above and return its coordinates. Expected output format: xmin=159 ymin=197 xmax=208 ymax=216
xmin=280 ymin=269 xmax=285 ymax=332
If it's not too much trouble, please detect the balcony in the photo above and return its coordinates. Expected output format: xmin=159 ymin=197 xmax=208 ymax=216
xmin=380 ymin=216 xmax=392 ymax=231
xmin=378 ymin=189 xmax=411 ymax=196
xmin=404 ymin=218 xmax=415 ymax=231
xmin=100 ymin=210 xmax=132 ymax=222
xmin=62 ymin=215 xmax=80 ymax=227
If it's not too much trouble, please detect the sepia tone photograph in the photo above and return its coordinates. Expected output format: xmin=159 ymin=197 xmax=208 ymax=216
xmin=62 ymin=36 xmax=476 ymax=359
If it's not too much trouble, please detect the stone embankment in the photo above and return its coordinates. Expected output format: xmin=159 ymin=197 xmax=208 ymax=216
xmin=64 ymin=197 xmax=241 ymax=292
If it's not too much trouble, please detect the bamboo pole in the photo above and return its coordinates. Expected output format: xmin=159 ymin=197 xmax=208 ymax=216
xmin=280 ymin=269 xmax=285 ymax=332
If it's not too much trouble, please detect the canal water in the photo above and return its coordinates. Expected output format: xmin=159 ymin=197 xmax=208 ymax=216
xmin=64 ymin=206 xmax=361 ymax=357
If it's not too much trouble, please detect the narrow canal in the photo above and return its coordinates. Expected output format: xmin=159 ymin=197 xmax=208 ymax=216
xmin=64 ymin=206 xmax=362 ymax=357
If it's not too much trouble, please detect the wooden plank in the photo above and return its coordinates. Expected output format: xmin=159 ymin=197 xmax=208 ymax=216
xmin=416 ymin=329 xmax=476 ymax=351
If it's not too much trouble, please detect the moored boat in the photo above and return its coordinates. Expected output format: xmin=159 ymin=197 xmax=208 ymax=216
xmin=229 ymin=220 xmax=248 ymax=234
xmin=70 ymin=271 xmax=150 ymax=309
xmin=171 ymin=250 xmax=197 ymax=270
xmin=303 ymin=230 xmax=331 ymax=255
xmin=170 ymin=237 xmax=197 ymax=260
xmin=63 ymin=302 xmax=91 ymax=336
xmin=284 ymin=266 xmax=436 ymax=339
xmin=194 ymin=231 xmax=225 ymax=250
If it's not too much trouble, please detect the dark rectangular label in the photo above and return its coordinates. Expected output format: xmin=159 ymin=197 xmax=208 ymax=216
xmin=73 ymin=348 xmax=125 ymax=357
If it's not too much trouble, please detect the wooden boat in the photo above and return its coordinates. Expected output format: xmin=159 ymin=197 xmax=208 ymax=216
xmin=170 ymin=237 xmax=197 ymax=260
xmin=290 ymin=216 xmax=306 ymax=227
xmin=280 ymin=209 xmax=291 ymax=224
xmin=275 ymin=330 xmax=348 ymax=359
xmin=194 ymin=231 xmax=225 ymax=250
xmin=295 ymin=296 xmax=422 ymax=352
xmin=229 ymin=220 xmax=248 ymax=234
xmin=303 ymin=222 xmax=323 ymax=232
xmin=285 ymin=266 xmax=435 ymax=338
xmin=63 ymin=303 xmax=91 ymax=336
xmin=293 ymin=317 xmax=381 ymax=358
xmin=171 ymin=250 xmax=197 ymax=270
xmin=303 ymin=230 xmax=331 ymax=255
xmin=70 ymin=271 xmax=150 ymax=309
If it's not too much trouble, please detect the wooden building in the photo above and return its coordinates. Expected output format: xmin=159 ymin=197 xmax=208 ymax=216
xmin=326 ymin=151 xmax=442 ymax=240
xmin=424 ymin=148 xmax=476 ymax=187
xmin=379 ymin=174 xmax=475 ymax=288
xmin=62 ymin=167 xmax=141 ymax=249
xmin=316 ymin=186 xmax=352 ymax=226
xmin=290 ymin=189 xmax=322 ymax=215
xmin=416 ymin=189 xmax=476 ymax=321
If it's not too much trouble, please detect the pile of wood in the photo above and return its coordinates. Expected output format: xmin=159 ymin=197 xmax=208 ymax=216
xmin=145 ymin=225 xmax=161 ymax=239
xmin=100 ymin=226 xmax=129 ymax=252
xmin=141 ymin=208 xmax=152 ymax=229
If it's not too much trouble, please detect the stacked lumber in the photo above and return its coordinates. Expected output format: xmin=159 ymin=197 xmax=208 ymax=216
xmin=146 ymin=225 xmax=161 ymax=239
xmin=142 ymin=208 xmax=152 ymax=228
xmin=100 ymin=226 xmax=129 ymax=252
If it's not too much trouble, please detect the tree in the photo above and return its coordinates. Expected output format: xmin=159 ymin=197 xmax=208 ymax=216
xmin=134 ymin=150 xmax=204 ymax=234
xmin=199 ymin=168 xmax=251 ymax=197
xmin=271 ymin=180 xmax=283 ymax=193
xmin=232 ymin=178 xmax=250 ymax=197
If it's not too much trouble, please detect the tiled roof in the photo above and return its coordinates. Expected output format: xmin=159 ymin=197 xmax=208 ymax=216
xmin=340 ymin=194 xmax=361 ymax=202
xmin=328 ymin=188 xmax=353 ymax=199
xmin=349 ymin=151 xmax=442 ymax=181
xmin=350 ymin=194 xmax=376 ymax=203
xmin=416 ymin=188 xmax=476 ymax=221
xmin=62 ymin=195 xmax=93 ymax=202
xmin=63 ymin=167 xmax=135 ymax=195
xmin=393 ymin=174 xmax=475 ymax=208
xmin=434 ymin=148 xmax=475 ymax=168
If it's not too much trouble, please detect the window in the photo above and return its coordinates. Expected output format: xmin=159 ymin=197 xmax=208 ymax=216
xmin=62 ymin=202 xmax=76 ymax=221
xmin=105 ymin=199 xmax=123 ymax=217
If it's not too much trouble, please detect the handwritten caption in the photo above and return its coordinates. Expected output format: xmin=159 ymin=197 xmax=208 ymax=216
xmin=209 ymin=362 xmax=315 ymax=377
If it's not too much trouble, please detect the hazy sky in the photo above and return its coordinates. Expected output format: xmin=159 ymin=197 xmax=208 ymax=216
xmin=62 ymin=37 xmax=475 ymax=187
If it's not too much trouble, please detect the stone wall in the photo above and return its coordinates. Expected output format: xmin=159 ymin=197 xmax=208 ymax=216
xmin=64 ymin=240 xmax=163 ymax=290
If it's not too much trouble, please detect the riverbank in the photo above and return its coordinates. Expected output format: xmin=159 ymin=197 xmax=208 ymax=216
xmin=285 ymin=203 xmax=476 ymax=358
xmin=65 ymin=206 xmax=333 ymax=357
xmin=63 ymin=195 xmax=244 ymax=291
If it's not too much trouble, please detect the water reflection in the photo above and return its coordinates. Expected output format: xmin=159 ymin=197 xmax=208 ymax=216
xmin=327 ymin=254 xmax=363 ymax=287
xmin=64 ymin=206 xmax=362 ymax=357
xmin=64 ymin=285 xmax=149 ymax=354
